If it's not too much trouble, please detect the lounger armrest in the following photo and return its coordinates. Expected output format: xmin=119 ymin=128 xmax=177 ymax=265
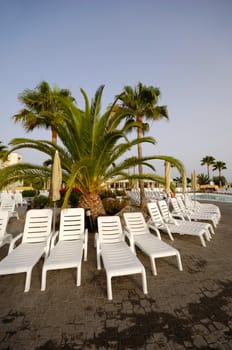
xmin=44 ymin=231 xmax=57 ymax=258
xmin=8 ymin=233 xmax=23 ymax=253
xmin=83 ymin=228 xmax=88 ymax=261
xmin=50 ymin=230 xmax=59 ymax=249
xmin=147 ymin=222 xmax=161 ymax=239
xmin=124 ymin=228 xmax=136 ymax=253
xmin=171 ymin=212 xmax=186 ymax=221
xmin=95 ymin=232 xmax=101 ymax=269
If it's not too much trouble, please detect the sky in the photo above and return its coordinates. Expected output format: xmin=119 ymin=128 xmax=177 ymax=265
xmin=1 ymin=0 xmax=232 ymax=181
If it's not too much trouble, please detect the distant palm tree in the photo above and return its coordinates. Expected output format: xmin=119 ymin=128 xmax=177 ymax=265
xmin=116 ymin=82 xmax=169 ymax=208
xmin=212 ymin=161 xmax=227 ymax=177
xmin=200 ymin=156 xmax=215 ymax=179
xmin=12 ymin=81 xmax=75 ymax=145
xmin=197 ymin=173 xmax=210 ymax=185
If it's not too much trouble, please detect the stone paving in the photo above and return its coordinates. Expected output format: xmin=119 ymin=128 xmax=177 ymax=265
xmin=0 ymin=202 xmax=231 ymax=350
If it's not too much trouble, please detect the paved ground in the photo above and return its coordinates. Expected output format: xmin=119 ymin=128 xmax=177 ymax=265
xmin=0 ymin=202 xmax=232 ymax=350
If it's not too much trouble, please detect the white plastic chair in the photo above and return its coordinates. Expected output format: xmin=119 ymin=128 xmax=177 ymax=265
xmin=0 ymin=210 xmax=12 ymax=248
xmin=41 ymin=208 xmax=88 ymax=291
xmin=123 ymin=212 xmax=183 ymax=275
xmin=148 ymin=201 xmax=211 ymax=247
xmin=0 ymin=209 xmax=53 ymax=292
xmin=96 ymin=215 xmax=148 ymax=300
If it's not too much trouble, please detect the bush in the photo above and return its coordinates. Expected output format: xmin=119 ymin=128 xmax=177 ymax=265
xmin=32 ymin=195 xmax=50 ymax=209
xmin=22 ymin=189 xmax=36 ymax=197
xmin=58 ymin=187 xmax=81 ymax=207
xmin=102 ymin=197 xmax=129 ymax=215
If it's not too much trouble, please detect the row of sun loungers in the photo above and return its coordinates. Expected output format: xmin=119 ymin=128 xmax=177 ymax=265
xmin=0 ymin=195 xmax=221 ymax=300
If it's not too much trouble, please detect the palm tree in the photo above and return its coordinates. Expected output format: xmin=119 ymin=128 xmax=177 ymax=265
xmin=212 ymin=161 xmax=227 ymax=177
xmin=212 ymin=161 xmax=227 ymax=187
xmin=12 ymin=81 xmax=75 ymax=145
xmin=116 ymin=82 xmax=169 ymax=208
xmin=2 ymin=86 xmax=185 ymax=221
xmin=2 ymin=86 xmax=168 ymax=219
xmin=197 ymin=173 xmax=210 ymax=185
xmin=200 ymin=156 xmax=215 ymax=179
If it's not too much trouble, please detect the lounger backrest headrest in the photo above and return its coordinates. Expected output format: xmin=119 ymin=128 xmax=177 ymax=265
xmin=147 ymin=202 xmax=164 ymax=224
xmin=22 ymin=209 xmax=53 ymax=244
xmin=123 ymin=212 xmax=149 ymax=236
xmin=97 ymin=216 xmax=123 ymax=244
xmin=157 ymin=200 xmax=170 ymax=220
xmin=59 ymin=208 xmax=85 ymax=241
xmin=170 ymin=198 xmax=181 ymax=213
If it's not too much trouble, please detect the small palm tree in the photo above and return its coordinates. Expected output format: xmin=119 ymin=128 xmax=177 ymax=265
xmin=200 ymin=156 xmax=215 ymax=179
xmin=197 ymin=173 xmax=210 ymax=185
xmin=12 ymin=81 xmax=75 ymax=145
xmin=116 ymin=82 xmax=169 ymax=208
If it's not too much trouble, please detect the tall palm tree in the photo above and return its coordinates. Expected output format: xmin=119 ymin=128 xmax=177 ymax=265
xmin=200 ymin=156 xmax=215 ymax=179
xmin=116 ymin=82 xmax=169 ymax=208
xmin=12 ymin=81 xmax=75 ymax=145
xmin=212 ymin=161 xmax=227 ymax=177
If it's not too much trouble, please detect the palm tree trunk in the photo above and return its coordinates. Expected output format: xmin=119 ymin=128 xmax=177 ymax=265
xmin=79 ymin=192 xmax=106 ymax=224
xmin=51 ymin=127 xmax=57 ymax=145
xmin=137 ymin=114 xmax=146 ymax=209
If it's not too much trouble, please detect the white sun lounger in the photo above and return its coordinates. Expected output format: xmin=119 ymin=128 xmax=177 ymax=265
xmin=123 ymin=212 xmax=183 ymax=275
xmin=147 ymin=201 xmax=211 ymax=247
xmin=96 ymin=215 xmax=147 ymax=300
xmin=0 ymin=209 xmax=53 ymax=292
xmin=41 ymin=208 xmax=88 ymax=291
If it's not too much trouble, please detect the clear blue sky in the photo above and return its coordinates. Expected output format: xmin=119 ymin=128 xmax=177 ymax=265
xmin=1 ymin=0 xmax=232 ymax=181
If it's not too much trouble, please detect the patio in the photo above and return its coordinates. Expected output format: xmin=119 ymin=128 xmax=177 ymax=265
xmin=0 ymin=202 xmax=231 ymax=350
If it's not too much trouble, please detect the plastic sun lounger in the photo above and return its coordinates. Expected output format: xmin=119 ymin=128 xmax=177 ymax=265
xmin=0 ymin=209 xmax=53 ymax=292
xmin=41 ymin=208 xmax=88 ymax=291
xmin=0 ymin=210 xmax=12 ymax=248
xmin=170 ymin=197 xmax=215 ymax=235
xmin=123 ymin=212 xmax=183 ymax=276
xmin=175 ymin=196 xmax=220 ymax=228
xmin=96 ymin=215 xmax=148 ymax=300
xmin=147 ymin=201 xmax=211 ymax=247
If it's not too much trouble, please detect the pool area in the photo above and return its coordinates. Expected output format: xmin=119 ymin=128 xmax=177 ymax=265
xmin=190 ymin=192 xmax=232 ymax=203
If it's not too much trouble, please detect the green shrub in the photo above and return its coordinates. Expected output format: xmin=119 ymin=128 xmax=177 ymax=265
xmin=32 ymin=195 xmax=50 ymax=209
xmin=22 ymin=189 xmax=36 ymax=197
xmin=102 ymin=197 xmax=129 ymax=215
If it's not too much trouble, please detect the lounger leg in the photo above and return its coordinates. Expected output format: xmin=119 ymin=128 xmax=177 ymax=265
xmin=167 ymin=229 xmax=174 ymax=241
xmin=24 ymin=269 xmax=32 ymax=292
xmin=176 ymin=252 xmax=183 ymax=271
xmin=150 ymin=257 xmax=157 ymax=275
xmin=107 ymin=274 xmax=113 ymax=300
xmin=199 ymin=234 xmax=206 ymax=247
xmin=41 ymin=268 xmax=47 ymax=291
xmin=77 ymin=264 xmax=81 ymax=286
xmin=209 ymin=225 xmax=215 ymax=236
xmin=97 ymin=252 xmax=101 ymax=270
xmin=141 ymin=267 xmax=148 ymax=295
